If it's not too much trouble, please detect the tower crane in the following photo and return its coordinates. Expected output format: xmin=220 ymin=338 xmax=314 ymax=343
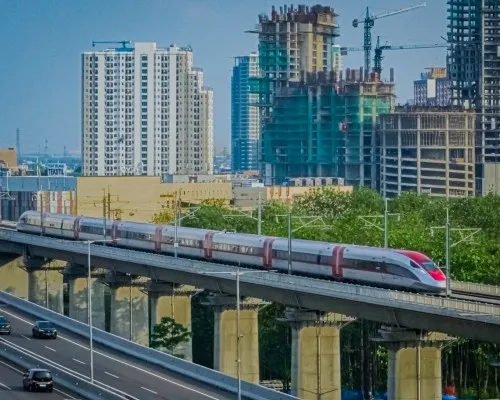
xmin=92 ymin=40 xmax=131 ymax=49
xmin=341 ymin=37 xmax=447 ymax=76
xmin=372 ymin=36 xmax=448 ymax=75
xmin=352 ymin=2 xmax=426 ymax=74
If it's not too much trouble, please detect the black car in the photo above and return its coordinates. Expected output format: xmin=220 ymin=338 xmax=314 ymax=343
xmin=23 ymin=368 xmax=53 ymax=392
xmin=0 ymin=316 xmax=11 ymax=335
xmin=32 ymin=321 xmax=57 ymax=339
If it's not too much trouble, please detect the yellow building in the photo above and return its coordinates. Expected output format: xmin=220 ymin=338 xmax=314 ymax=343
xmin=233 ymin=185 xmax=353 ymax=209
xmin=0 ymin=148 xmax=17 ymax=169
xmin=76 ymin=176 xmax=232 ymax=223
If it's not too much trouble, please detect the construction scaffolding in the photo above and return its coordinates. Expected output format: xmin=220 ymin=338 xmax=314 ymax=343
xmin=261 ymin=72 xmax=396 ymax=186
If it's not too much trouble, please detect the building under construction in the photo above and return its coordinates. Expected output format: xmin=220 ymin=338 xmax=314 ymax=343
xmin=252 ymin=4 xmax=396 ymax=186
xmin=379 ymin=106 xmax=476 ymax=198
xmin=261 ymin=70 xmax=396 ymax=186
xmin=447 ymin=0 xmax=500 ymax=194
xmin=250 ymin=4 xmax=339 ymax=142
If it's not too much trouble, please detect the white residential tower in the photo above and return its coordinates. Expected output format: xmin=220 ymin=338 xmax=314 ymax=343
xmin=82 ymin=42 xmax=214 ymax=176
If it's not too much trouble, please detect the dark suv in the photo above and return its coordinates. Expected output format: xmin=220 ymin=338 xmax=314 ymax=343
xmin=32 ymin=321 xmax=57 ymax=339
xmin=23 ymin=368 xmax=53 ymax=392
xmin=0 ymin=316 xmax=11 ymax=335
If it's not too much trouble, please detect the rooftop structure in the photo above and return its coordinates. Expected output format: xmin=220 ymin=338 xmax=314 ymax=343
xmin=414 ymin=67 xmax=451 ymax=107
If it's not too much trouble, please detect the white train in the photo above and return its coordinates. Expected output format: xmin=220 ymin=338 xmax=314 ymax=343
xmin=17 ymin=211 xmax=446 ymax=293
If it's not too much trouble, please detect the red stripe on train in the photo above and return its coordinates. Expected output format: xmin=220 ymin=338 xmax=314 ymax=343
xmin=331 ymin=245 xmax=345 ymax=279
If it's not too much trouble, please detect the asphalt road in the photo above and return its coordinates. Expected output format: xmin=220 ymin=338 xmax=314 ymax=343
xmin=0 ymin=304 xmax=236 ymax=400
xmin=0 ymin=357 xmax=76 ymax=399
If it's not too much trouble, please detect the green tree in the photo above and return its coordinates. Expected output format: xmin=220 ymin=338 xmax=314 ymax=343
xmin=151 ymin=205 xmax=175 ymax=224
xmin=150 ymin=317 xmax=191 ymax=357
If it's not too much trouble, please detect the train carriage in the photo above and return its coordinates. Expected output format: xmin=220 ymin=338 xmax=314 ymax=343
xmin=16 ymin=211 xmax=446 ymax=293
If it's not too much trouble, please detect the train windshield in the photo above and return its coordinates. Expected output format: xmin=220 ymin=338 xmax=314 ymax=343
xmin=421 ymin=261 xmax=446 ymax=281
xmin=421 ymin=261 xmax=439 ymax=272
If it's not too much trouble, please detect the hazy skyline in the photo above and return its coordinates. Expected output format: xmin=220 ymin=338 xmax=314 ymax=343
xmin=0 ymin=0 xmax=447 ymax=154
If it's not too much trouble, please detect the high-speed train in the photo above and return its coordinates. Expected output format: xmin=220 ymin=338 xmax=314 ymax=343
xmin=17 ymin=211 xmax=446 ymax=293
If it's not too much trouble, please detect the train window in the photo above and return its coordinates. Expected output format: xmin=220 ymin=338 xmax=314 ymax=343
xmin=386 ymin=264 xmax=415 ymax=279
xmin=410 ymin=261 xmax=421 ymax=269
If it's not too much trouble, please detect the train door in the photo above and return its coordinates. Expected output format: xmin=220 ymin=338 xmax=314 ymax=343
xmin=381 ymin=258 xmax=398 ymax=287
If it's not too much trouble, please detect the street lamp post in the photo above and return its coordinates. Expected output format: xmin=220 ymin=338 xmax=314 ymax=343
xmin=201 ymin=268 xmax=275 ymax=400
xmin=85 ymin=239 xmax=115 ymax=384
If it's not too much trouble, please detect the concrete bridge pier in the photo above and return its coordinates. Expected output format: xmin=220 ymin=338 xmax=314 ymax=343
xmin=283 ymin=309 xmax=354 ymax=400
xmin=25 ymin=256 xmax=65 ymax=313
xmin=106 ymin=272 xmax=149 ymax=345
xmin=373 ymin=325 xmax=454 ymax=400
xmin=146 ymin=281 xmax=197 ymax=360
xmin=204 ymin=294 xmax=266 ymax=384
xmin=0 ymin=254 xmax=28 ymax=298
xmin=64 ymin=264 xmax=106 ymax=330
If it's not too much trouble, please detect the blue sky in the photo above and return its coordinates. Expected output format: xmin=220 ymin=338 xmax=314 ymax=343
xmin=0 ymin=0 xmax=446 ymax=154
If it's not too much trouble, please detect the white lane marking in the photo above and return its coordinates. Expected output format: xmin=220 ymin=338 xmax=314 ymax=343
xmin=0 ymin=382 xmax=12 ymax=390
xmin=54 ymin=388 xmax=77 ymax=399
xmin=0 ymin=359 xmax=23 ymax=374
xmin=45 ymin=345 xmax=56 ymax=352
xmin=141 ymin=386 xmax=158 ymax=395
xmin=21 ymin=335 xmax=31 ymax=340
xmin=0 ymin=307 xmax=220 ymax=399
xmin=0 ymin=348 xmax=76 ymax=398
xmin=105 ymin=371 xmax=119 ymax=379
xmin=72 ymin=358 xmax=86 ymax=365
xmin=0 ymin=337 xmax=131 ymax=400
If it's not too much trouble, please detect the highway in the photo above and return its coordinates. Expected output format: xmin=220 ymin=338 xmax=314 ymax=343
xmin=0 ymin=304 xmax=236 ymax=400
xmin=0 ymin=357 xmax=76 ymax=399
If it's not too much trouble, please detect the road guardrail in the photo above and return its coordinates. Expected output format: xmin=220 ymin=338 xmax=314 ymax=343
xmin=0 ymin=290 xmax=297 ymax=400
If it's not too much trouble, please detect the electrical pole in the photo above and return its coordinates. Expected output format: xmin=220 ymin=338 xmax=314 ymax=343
xmin=445 ymin=207 xmax=451 ymax=296
xmin=273 ymin=212 xmax=326 ymax=275
xmin=384 ymin=198 xmax=389 ymax=248
xmin=174 ymin=192 xmax=179 ymax=258
xmin=40 ymin=185 xmax=44 ymax=236
xmin=102 ymin=189 xmax=107 ymax=240
xmin=359 ymin=199 xmax=400 ymax=248
xmin=257 ymin=191 xmax=262 ymax=236
xmin=431 ymin=207 xmax=481 ymax=297
xmin=287 ymin=210 xmax=292 ymax=275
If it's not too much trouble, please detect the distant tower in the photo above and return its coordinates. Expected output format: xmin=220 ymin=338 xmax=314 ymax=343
xmin=15 ymin=128 xmax=21 ymax=164
xmin=44 ymin=138 xmax=49 ymax=156
xmin=63 ymin=145 xmax=67 ymax=158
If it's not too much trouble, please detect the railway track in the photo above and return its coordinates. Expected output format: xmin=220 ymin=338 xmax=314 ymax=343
xmin=1 ymin=223 xmax=499 ymax=306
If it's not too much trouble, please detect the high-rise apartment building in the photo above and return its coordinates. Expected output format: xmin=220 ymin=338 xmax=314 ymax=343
xmin=82 ymin=42 xmax=213 ymax=177
xmin=414 ymin=67 xmax=451 ymax=107
xmin=447 ymin=0 xmax=500 ymax=194
xmin=231 ymin=54 xmax=260 ymax=172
